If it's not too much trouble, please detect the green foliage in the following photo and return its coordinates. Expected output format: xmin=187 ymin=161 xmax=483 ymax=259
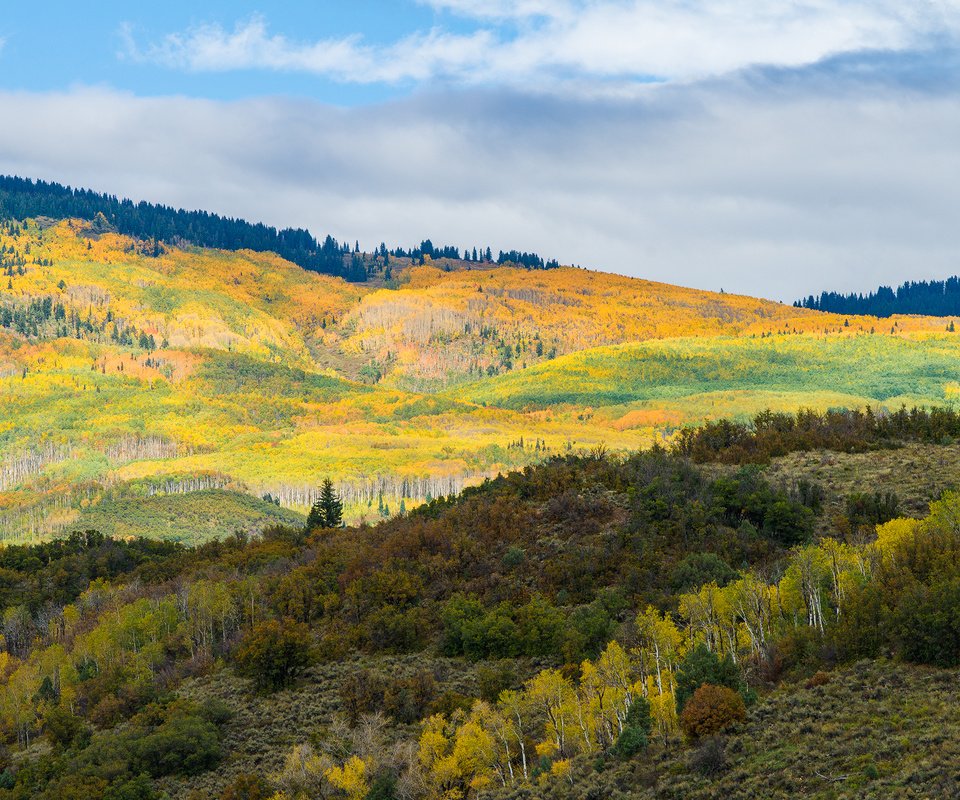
xmin=307 ymin=478 xmax=344 ymax=530
xmin=42 ymin=707 xmax=90 ymax=752
xmin=129 ymin=713 xmax=222 ymax=777
xmin=440 ymin=594 xmax=565 ymax=661
xmin=846 ymin=490 xmax=899 ymax=530
xmin=234 ymin=619 xmax=315 ymax=692
xmin=675 ymin=645 xmax=743 ymax=714
xmin=613 ymin=697 xmax=652 ymax=758
xmin=670 ymin=553 xmax=737 ymax=591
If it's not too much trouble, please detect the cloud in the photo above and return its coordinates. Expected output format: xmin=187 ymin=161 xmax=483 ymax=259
xmin=121 ymin=16 xmax=496 ymax=84
xmin=122 ymin=3 xmax=960 ymax=87
xmin=2 ymin=53 xmax=960 ymax=301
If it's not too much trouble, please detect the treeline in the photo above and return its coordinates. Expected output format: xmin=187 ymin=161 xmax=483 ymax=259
xmin=0 ymin=175 xmax=370 ymax=280
xmin=0 ymin=176 xmax=561 ymax=282
xmin=674 ymin=406 xmax=960 ymax=464
xmin=797 ymin=276 xmax=960 ymax=318
xmin=387 ymin=240 xmax=560 ymax=269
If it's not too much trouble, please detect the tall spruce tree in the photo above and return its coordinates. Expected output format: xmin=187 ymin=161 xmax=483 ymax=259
xmin=307 ymin=478 xmax=343 ymax=529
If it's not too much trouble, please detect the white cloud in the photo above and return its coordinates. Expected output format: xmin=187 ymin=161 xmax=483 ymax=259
xmin=122 ymin=3 xmax=960 ymax=86
xmin=2 ymin=64 xmax=959 ymax=301
xmin=121 ymin=15 xmax=496 ymax=84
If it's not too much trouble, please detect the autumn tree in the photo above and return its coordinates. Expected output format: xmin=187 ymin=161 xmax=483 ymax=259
xmin=679 ymin=684 xmax=745 ymax=740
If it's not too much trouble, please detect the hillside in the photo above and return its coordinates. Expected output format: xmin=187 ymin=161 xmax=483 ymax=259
xmin=3 ymin=433 xmax=960 ymax=798
xmin=454 ymin=332 xmax=960 ymax=418
xmin=3 ymin=215 xmax=960 ymax=543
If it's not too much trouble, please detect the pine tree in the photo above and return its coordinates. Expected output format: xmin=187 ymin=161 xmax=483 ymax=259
xmin=307 ymin=478 xmax=343 ymax=529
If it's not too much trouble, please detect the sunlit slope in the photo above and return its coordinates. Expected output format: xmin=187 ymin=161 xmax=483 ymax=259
xmin=341 ymin=264 xmax=951 ymax=389
xmin=0 ymin=335 xmax=648 ymax=541
xmin=454 ymin=332 xmax=960 ymax=420
xmin=0 ymin=217 xmax=364 ymax=365
xmin=4 ymin=214 xmax=960 ymax=543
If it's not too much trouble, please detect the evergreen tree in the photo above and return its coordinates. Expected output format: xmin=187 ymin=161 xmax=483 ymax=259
xmin=307 ymin=478 xmax=343 ymax=529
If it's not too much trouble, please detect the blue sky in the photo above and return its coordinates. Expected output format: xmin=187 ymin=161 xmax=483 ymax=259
xmin=1 ymin=2 xmax=960 ymax=299
xmin=1 ymin=2 xmax=463 ymax=104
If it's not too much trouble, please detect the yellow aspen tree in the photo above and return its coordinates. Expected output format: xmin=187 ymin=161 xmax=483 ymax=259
xmin=525 ymin=669 xmax=576 ymax=760
xmin=325 ymin=755 xmax=370 ymax=800
xmin=497 ymin=690 xmax=531 ymax=782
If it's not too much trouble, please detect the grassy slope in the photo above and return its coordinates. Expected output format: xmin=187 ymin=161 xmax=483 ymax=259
xmin=157 ymin=658 xmax=959 ymax=800
xmin=524 ymin=660 xmax=960 ymax=800
xmin=74 ymin=489 xmax=304 ymax=544
xmin=455 ymin=333 xmax=960 ymax=417
xmin=762 ymin=442 xmax=960 ymax=531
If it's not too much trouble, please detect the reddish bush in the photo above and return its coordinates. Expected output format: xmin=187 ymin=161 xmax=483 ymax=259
xmin=805 ymin=670 xmax=832 ymax=689
xmin=680 ymin=684 xmax=746 ymax=740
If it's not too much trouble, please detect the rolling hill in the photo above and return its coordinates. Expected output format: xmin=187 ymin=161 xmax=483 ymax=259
xmin=1 ymin=213 xmax=958 ymax=543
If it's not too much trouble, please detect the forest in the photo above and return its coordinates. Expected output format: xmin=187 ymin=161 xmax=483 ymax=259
xmin=0 ymin=177 xmax=557 ymax=282
xmin=797 ymin=275 xmax=960 ymax=317
xmin=2 ymin=409 xmax=960 ymax=799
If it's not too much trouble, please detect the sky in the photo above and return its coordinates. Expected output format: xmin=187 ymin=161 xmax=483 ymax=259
xmin=1 ymin=2 xmax=960 ymax=300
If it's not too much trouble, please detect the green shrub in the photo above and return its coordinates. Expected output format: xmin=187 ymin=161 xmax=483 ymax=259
xmin=234 ymin=618 xmax=314 ymax=692
xmin=130 ymin=714 xmax=222 ymax=777
xmin=675 ymin=644 xmax=742 ymax=713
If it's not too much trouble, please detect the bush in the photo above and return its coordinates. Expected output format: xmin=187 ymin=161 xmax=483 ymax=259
xmin=680 ymin=684 xmax=746 ymax=740
xmin=477 ymin=661 xmax=516 ymax=703
xmin=43 ymin=706 xmax=91 ymax=751
xmin=130 ymin=714 xmax=223 ymax=777
xmin=805 ymin=670 xmax=832 ymax=689
xmin=612 ymin=726 xmax=647 ymax=758
xmin=234 ymin=618 xmax=314 ymax=692
xmin=674 ymin=644 xmax=742 ymax=713
xmin=612 ymin=697 xmax=652 ymax=758
xmin=102 ymin=775 xmax=162 ymax=800
xmin=670 ymin=553 xmax=737 ymax=591
xmin=220 ymin=773 xmax=272 ymax=800
xmin=688 ymin=736 xmax=728 ymax=777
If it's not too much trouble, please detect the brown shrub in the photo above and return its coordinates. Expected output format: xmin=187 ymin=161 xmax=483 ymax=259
xmin=680 ymin=684 xmax=746 ymax=740
xmin=805 ymin=670 xmax=832 ymax=689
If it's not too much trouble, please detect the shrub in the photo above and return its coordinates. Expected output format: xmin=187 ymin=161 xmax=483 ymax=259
xmin=674 ymin=644 xmax=742 ymax=713
xmin=612 ymin=726 xmax=647 ymax=758
xmin=43 ymin=706 xmax=91 ymax=751
xmin=130 ymin=713 xmax=222 ymax=777
xmin=670 ymin=553 xmax=737 ymax=591
xmin=234 ymin=618 xmax=314 ymax=692
xmin=805 ymin=670 xmax=832 ymax=689
xmin=383 ymin=671 xmax=436 ymax=724
xmin=612 ymin=697 xmax=652 ymax=758
xmin=680 ymin=685 xmax=746 ymax=740
xmin=688 ymin=736 xmax=728 ymax=777
xmin=477 ymin=661 xmax=516 ymax=703
xmin=102 ymin=775 xmax=162 ymax=800
xmin=220 ymin=773 xmax=272 ymax=800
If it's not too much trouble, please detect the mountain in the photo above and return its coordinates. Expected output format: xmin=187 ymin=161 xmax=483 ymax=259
xmin=4 ymin=195 xmax=960 ymax=799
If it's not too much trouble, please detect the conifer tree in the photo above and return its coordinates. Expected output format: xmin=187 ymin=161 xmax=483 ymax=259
xmin=307 ymin=478 xmax=343 ymax=529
